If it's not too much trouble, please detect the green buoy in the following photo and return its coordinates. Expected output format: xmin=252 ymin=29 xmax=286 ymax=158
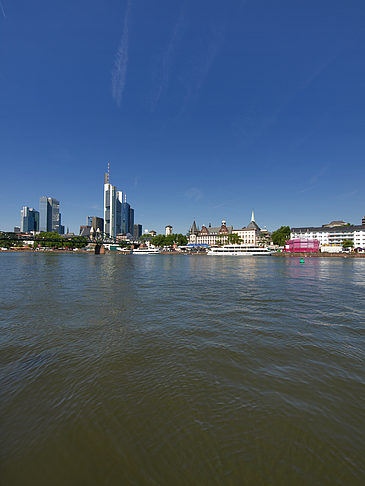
xmin=300 ymin=257 xmax=304 ymax=264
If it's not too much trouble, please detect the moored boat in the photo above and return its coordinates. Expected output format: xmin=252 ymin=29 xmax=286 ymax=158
xmin=132 ymin=247 xmax=161 ymax=255
xmin=207 ymin=245 xmax=273 ymax=256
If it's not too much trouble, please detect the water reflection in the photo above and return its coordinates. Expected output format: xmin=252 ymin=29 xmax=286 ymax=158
xmin=1 ymin=253 xmax=364 ymax=485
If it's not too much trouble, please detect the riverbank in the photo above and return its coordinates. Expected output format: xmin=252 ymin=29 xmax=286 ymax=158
xmin=2 ymin=248 xmax=365 ymax=257
xmin=273 ymin=252 xmax=365 ymax=258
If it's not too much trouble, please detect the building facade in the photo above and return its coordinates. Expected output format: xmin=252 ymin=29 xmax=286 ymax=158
xmin=91 ymin=216 xmax=103 ymax=233
xmin=39 ymin=197 xmax=63 ymax=233
xmin=232 ymin=212 xmax=261 ymax=246
xmin=133 ymin=224 xmax=142 ymax=239
xmin=129 ymin=208 xmax=134 ymax=233
xmin=291 ymin=220 xmax=365 ymax=249
xmin=165 ymin=225 xmax=173 ymax=236
xmin=103 ymin=166 xmax=135 ymax=237
xmin=285 ymin=239 xmax=320 ymax=253
xmin=103 ymin=170 xmax=118 ymax=237
xmin=20 ymin=206 xmax=39 ymax=233
xmin=121 ymin=201 xmax=130 ymax=234
xmin=189 ymin=220 xmax=233 ymax=245
xmin=188 ymin=211 xmax=266 ymax=247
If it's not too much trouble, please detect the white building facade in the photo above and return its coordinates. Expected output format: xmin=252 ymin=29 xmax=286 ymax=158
xmin=188 ymin=212 xmax=264 ymax=247
xmin=103 ymin=164 xmax=128 ymax=238
xmin=290 ymin=224 xmax=365 ymax=249
xmin=232 ymin=211 xmax=261 ymax=246
xmin=189 ymin=221 xmax=232 ymax=245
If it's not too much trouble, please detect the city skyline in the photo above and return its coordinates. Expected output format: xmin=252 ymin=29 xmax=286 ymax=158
xmin=1 ymin=0 xmax=364 ymax=233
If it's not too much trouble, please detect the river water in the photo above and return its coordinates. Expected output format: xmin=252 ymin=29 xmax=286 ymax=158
xmin=1 ymin=253 xmax=364 ymax=485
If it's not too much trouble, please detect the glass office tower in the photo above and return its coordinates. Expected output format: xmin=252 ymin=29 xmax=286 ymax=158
xmin=20 ymin=207 xmax=39 ymax=233
xmin=103 ymin=165 xmax=135 ymax=237
xmin=129 ymin=208 xmax=134 ymax=234
xmin=39 ymin=197 xmax=62 ymax=233
xmin=121 ymin=202 xmax=130 ymax=234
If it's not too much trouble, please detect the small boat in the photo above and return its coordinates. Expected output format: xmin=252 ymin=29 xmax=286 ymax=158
xmin=207 ymin=245 xmax=273 ymax=256
xmin=132 ymin=247 xmax=161 ymax=255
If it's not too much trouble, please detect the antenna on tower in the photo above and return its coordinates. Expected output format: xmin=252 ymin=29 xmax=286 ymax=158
xmin=104 ymin=162 xmax=110 ymax=184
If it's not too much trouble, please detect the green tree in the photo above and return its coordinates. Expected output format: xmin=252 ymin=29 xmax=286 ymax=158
xmin=227 ymin=233 xmax=242 ymax=244
xmin=271 ymin=226 xmax=290 ymax=246
xmin=119 ymin=240 xmax=131 ymax=249
xmin=151 ymin=233 xmax=188 ymax=247
xmin=175 ymin=234 xmax=188 ymax=246
xmin=35 ymin=232 xmax=63 ymax=248
xmin=342 ymin=239 xmax=354 ymax=248
xmin=0 ymin=233 xmax=24 ymax=248
xmin=151 ymin=234 xmax=166 ymax=247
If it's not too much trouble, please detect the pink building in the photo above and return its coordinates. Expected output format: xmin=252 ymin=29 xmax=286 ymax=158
xmin=285 ymin=239 xmax=320 ymax=253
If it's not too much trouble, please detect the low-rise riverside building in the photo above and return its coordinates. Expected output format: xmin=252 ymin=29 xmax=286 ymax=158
xmin=189 ymin=220 xmax=233 ymax=245
xmin=232 ymin=212 xmax=261 ymax=246
xmin=188 ymin=212 xmax=266 ymax=247
xmin=291 ymin=218 xmax=365 ymax=249
xmin=285 ymin=239 xmax=320 ymax=253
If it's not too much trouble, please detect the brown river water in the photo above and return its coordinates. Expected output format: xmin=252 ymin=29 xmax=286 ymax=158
xmin=1 ymin=253 xmax=364 ymax=485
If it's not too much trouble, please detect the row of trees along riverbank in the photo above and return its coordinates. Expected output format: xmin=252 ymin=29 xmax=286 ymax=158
xmin=0 ymin=232 xmax=88 ymax=249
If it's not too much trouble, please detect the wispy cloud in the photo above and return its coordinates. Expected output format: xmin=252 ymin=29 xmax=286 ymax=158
xmin=185 ymin=187 xmax=203 ymax=201
xmin=177 ymin=21 xmax=225 ymax=117
xmin=150 ymin=6 xmax=186 ymax=111
xmin=298 ymin=164 xmax=330 ymax=193
xmin=112 ymin=0 xmax=132 ymax=106
xmin=0 ymin=1 xmax=6 ymax=18
xmin=337 ymin=189 xmax=358 ymax=200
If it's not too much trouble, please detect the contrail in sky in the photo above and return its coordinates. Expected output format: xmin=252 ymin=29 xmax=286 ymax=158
xmin=112 ymin=0 xmax=132 ymax=106
xmin=0 ymin=1 xmax=6 ymax=18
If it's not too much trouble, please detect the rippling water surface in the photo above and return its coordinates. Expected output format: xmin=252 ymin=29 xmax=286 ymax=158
xmin=1 ymin=253 xmax=364 ymax=485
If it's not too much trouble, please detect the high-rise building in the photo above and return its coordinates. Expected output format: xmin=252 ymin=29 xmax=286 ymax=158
xmin=121 ymin=200 xmax=130 ymax=234
xmin=362 ymin=216 xmax=365 ymax=226
xmin=103 ymin=165 xmax=119 ymax=237
xmin=20 ymin=207 xmax=39 ymax=233
xmin=115 ymin=191 xmax=123 ymax=235
xmin=91 ymin=216 xmax=104 ymax=233
xmin=40 ymin=197 xmax=63 ymax=233
xmin=133 ymin=224 xmax=142 ymax=239
xmin=103 ymin=164 xmax=135 ymax=237
xmin=129 ymin=207 xmax=134 ymax=234
xmin=87 ymin=216 xmax=93 ymax=227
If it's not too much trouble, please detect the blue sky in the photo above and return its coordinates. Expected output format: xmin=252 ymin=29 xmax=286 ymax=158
xmin=0 ymin=0 xmax=364 ymax=233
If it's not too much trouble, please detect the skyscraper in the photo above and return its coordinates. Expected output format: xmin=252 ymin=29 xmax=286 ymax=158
xmin=129 ymin=207 xmax=134 ymax=234
xmin=20 ymin=207 xmax=39 ymax=233
xmin=103 ymin=164 xmax=135 ymax=237
xmin=103 ymin=170 xmax=117 ymax=237
xmin=115 ymin=191 xmax=123 ymax=235
xmin=121 ymin=199 xmax=130 ymax=234
xmin=133 ymin=224 xmax=142 ymax=239
xmin=39 ymin=197 xmax=63 ymax=233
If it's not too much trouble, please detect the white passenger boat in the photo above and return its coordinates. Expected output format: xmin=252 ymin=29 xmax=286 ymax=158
xmin=207 ymin=245 xmax=273 ymax=256
xmin=132 ymin=247 xmax=161 ymax=255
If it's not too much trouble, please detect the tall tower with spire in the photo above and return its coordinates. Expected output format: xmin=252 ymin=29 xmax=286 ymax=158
xmin=104 ymin=162 xmax=117 ymax=237
xmin=251 ymin=210 xmax=255 ymax=222
xmin=103 ymin=162 xmax=135 ymax=237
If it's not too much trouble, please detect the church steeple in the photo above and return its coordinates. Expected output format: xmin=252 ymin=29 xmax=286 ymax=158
xmin=251 ymin=209 xmax=255 ymax=222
